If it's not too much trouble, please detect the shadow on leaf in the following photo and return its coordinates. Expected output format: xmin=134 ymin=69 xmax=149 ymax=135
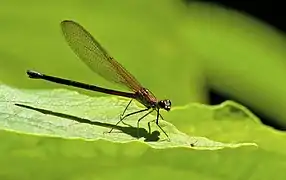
xmin=15 ymin=103 xmax=160 ymax=142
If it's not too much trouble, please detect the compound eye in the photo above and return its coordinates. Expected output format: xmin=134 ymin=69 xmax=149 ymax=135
xmin=163 ymin=100 xmax=171 ymax=111
xmin=167 ymin=100 xmax=171 ymax=106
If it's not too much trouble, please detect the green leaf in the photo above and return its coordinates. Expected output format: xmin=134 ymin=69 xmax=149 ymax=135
xmin=0 ymin=85 xmax=254 ymax=149
xmin=1 ymin=84 xmax=286 ymax=179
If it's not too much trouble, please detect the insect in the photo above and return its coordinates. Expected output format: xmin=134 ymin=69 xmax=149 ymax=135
xmin=27 ymin=20 xmax=171 ymax=139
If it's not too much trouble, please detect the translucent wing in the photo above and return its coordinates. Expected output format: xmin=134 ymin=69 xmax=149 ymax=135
xmin=60 ymin=20 xmax=143 ymax=91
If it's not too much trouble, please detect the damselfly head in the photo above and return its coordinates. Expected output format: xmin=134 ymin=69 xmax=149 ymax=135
xmin=158 ymin=99 xmax=171 ymax=111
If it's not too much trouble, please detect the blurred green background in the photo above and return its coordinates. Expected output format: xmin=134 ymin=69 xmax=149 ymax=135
xmin=1 ymin=0 xmax=286 ymax=179
xmin=0 ymin=0 xmax=206 ymax=105
xmin=2 ymin=0 xmax=286 ymax=129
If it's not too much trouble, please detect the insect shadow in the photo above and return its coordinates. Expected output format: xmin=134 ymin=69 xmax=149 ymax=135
xmin=14 ymin=103 xmax=160 ymax=142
